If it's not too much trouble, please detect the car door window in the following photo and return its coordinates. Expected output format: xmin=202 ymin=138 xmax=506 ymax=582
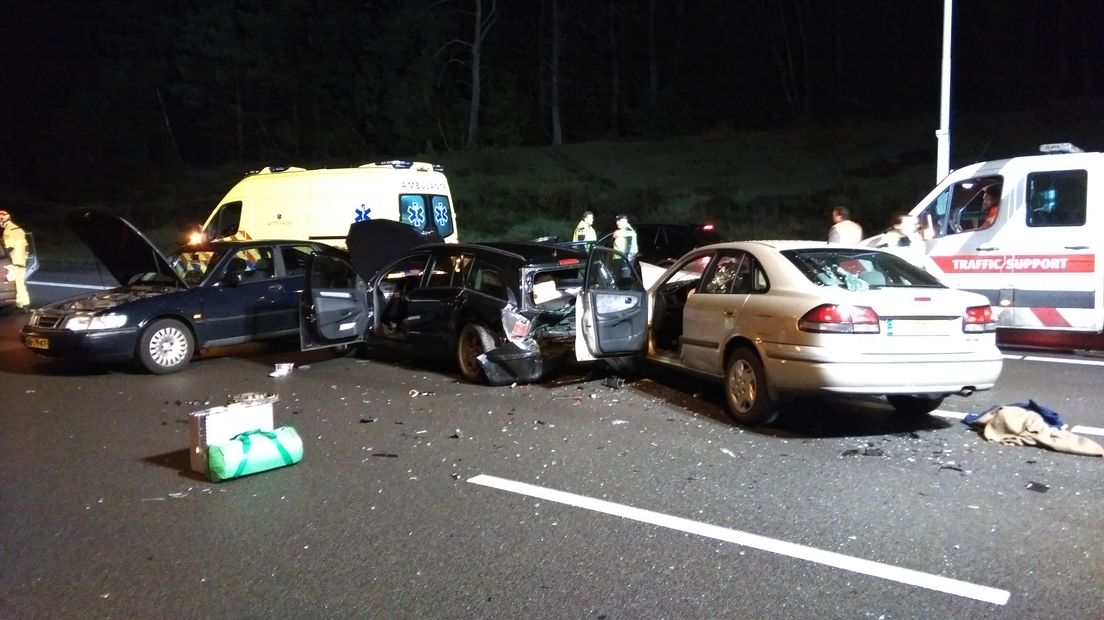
xmin=468 ymin=260 xmax=509 ymax=301
xmin=310 ymin=253 xmax=358 ymax=290
xmin=281 ymin=245 xmax=315 ymax=277
xmin=378 ymin=254 xmax=430 ymax=325
xmin=241 ymin=248 xmax=275 ymax=283
xmin=220 ymin=248 xmax=271 ymax=284
xmin=427 ymin=251 xmax=468 ymax=288
xmin=701 ymin=253 xmax=750 ymax=294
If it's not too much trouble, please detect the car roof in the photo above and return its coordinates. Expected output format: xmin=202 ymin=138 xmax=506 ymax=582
xmin=692 ymin=239 xmax=845 ymax=252
xmin=409 ymin=241 xmax=587 ymax=267
xmin=177 ymin=239 xmax=331 ymax=252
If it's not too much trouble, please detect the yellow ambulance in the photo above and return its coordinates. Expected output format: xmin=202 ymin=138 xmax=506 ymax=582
xmin=195 ymin=160 xmax=458 ymax=247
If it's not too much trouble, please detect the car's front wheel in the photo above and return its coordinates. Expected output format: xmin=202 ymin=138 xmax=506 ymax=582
xmin=724 ymin=347 xmax=777 ymax=426
xmin=457 ymin=323 xmax=495 ymax=383
xmin=137 ymin=318 xmax=194 ymax=374
xmin=887 ymin=394 xmax=945 ymax=416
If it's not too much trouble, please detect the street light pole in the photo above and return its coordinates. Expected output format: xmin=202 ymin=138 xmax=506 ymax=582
xmin=936 ymin=0 xmax=953 ymax=182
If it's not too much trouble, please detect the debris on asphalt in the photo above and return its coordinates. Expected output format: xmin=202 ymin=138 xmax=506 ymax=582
xmin=359 ymin=417 xmax=377 ymax=424
xmin=371 ymin=453 xmax=399 ymax=458
xmin=269 ymin=362 xmax=294 ymax=377
xmin=840 ymin=447 xmax=885 ymax=457
xmin=409 ymin=389 xmax=436 ymax=397
xmin=720 ymin=448 xmax=736 ymax=458
xmin=964 ymin=404 xmax=1104 ymax=457
xmin=602 ymin=376 xmax=626 ymax=389
xmin=612 ymin=419 xmax=629 ymax=425
xmin=449 ymin=430 xmax=463 ymax=439
xmin=1026 ymin=481 xmax=1049 ymax=493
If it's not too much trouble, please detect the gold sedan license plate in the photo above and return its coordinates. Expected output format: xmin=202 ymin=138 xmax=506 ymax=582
xmin=25 ymin=336 xmax=49 ymax=350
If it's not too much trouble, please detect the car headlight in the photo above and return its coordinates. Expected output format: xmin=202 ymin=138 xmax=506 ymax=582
xmin=65 ymin=313 xmax=129 ymax=331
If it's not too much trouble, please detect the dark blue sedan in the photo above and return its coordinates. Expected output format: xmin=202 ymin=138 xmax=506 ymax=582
xmin=21 ymin=209 xmax=344 ymax=373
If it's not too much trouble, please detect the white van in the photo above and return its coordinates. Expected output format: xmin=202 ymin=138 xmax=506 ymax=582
xmin=197 ymin=160 xmax=459 ymax=247
xmin=875 ymin=144 xmax=1101 ymax=334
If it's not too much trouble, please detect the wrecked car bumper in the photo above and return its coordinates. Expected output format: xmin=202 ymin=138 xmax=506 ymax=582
xmin=480 ymin=342 xmax=547 ymax=385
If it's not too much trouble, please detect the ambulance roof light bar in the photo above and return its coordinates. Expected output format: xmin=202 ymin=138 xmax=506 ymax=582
xmin=1039 ymin=143 xmax=1084 ymax=154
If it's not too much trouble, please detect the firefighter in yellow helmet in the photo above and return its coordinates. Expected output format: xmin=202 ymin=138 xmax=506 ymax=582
xmin=0 ymin=209 xmax=30 ymax=311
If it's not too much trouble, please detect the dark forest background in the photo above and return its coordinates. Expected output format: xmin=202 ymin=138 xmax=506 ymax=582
xmin=2 ymin=0 xmax=1102 ymax=247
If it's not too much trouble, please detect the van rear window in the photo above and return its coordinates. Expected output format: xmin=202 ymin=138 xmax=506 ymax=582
xmin=400 ymin=194 xmax=456 ymax=239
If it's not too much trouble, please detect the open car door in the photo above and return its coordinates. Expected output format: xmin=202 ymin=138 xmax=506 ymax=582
xmin=300 ymin=252 xmax=370 ymax=351
xmin=576 ymin=247 xmax=647 ymax=360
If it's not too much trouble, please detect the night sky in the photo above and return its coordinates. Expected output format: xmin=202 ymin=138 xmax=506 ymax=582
xmin=1 ymin=0 xmax=1102 ymax=200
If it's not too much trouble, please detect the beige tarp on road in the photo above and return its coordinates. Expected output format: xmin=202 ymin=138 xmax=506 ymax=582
xmin=969 ymin=406 xmax=1104 ymax=457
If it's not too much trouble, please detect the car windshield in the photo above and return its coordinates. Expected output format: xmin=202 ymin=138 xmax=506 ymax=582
xmin=168 ymin=247 xmax=228 ymax=286
xmin=782 ymin=248 xmax=944 ymax=290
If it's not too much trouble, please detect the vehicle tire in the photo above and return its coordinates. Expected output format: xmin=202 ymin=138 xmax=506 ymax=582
xmin=457 ymin=323 xmax=495 ymax=384
xmin=887 ymin=394 xmax=945 ymax=416
xmin=724 ymin=347 xmax=777 ymax=426
xmin=606 ymin=354 xmax=644 ymax=378
xmin=137 ymin=318 xmax=194 ymax=374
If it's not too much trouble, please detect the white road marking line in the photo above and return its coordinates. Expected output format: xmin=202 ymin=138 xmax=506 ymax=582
xmin=468 ymin=474 xmax=1010 ymax=606
xmin=932 ymin=410 xmax=1104 ymax=437
xmin=1002 ymin=353 xmax=1104 ymax=367
xmin=1069 ymin=425 xmax=1104 ymax=437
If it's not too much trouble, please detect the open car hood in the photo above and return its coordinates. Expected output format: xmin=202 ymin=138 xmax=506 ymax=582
xmin=66 ymin=209 xmax=186 ymax=288
xmin=346 ymin=220 xmax=443 ymax=279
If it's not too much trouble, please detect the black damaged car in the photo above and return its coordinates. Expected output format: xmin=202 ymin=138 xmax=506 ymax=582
xmin=299 ymin=221 xmax=589 ymax=385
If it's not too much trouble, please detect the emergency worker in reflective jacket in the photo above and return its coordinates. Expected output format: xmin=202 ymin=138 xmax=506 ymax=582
xmin=612 ymin=214 xmax=639 ymax=279
xmin=0 ymin=209 xmax=30 ymax=311
xmin=573 ymin=210 xmax=596 ymax=245
xmin=612 ymin=214 xmax=638 ymax=261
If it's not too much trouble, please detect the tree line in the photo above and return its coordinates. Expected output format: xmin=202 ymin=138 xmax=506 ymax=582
xmin=1 ymin=0 xmax=1099 ymax=200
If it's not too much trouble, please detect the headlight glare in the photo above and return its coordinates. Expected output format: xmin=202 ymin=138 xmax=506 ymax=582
xmin=65 ymin=313 xmax=128 ymax=331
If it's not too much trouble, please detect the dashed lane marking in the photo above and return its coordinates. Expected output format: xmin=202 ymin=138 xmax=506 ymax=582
xmin=468 ymin=474 xmax=1011 ymax=606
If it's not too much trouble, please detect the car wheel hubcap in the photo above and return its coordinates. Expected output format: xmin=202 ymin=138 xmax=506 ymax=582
xmin=149 ymin=327 xmax=188 ymax=367
xmin=728 ymin=360 xmax=757 ymax=413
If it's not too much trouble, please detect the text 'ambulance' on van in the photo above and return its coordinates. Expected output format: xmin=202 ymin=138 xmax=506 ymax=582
xmin=193 ymin=160 xmax=458 ymax=248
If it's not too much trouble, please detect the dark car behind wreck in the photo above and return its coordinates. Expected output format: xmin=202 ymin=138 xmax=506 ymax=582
xmin=300 ymin=222 xmax=589 ymax=385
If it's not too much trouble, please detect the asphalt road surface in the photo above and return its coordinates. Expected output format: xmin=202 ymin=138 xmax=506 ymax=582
xmin=3 ymin=280 xmax=1103 ymax=618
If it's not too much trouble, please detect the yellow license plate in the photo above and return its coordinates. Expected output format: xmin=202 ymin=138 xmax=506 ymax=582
xmin=24 ymin=336 xmax=49 ymax=350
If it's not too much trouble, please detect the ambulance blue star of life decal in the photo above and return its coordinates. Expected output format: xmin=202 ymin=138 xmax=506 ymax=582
xmin=406 ymin=201 xmax=426 ymax=228
xmin=355 ymin=205 xmax=372 ymax=222
xmin=434 ymin=200 xmax=450 ymax=227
